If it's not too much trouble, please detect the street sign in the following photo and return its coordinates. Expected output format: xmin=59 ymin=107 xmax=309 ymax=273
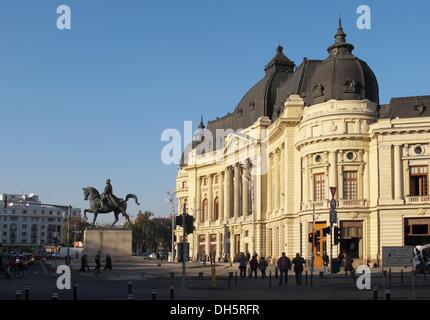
xmin=382 ymin=246 xmax=414 ymax=267
xmin=330 ymin=187 xmax=337 ymax=198
xmin=329 ymin=209 xmax=337 ymax=224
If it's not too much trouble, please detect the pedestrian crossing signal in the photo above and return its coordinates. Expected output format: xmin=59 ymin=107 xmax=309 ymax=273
xmin=322 ymin=226 xmax=331 ymax=236
xmin=334 ymin=226 xmax=342 ymax=245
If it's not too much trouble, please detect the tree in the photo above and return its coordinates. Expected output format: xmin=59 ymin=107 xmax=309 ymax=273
xmin=129 ymin=211 xmax=172 ymax=255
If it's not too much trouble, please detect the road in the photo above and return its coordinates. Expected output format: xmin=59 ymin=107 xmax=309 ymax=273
xmin=1 ymin=260 xmax=429 ymax=300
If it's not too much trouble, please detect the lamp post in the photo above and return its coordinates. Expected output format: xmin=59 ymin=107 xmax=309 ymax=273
xmin=166 ymin=191 xmax=176 ymax=262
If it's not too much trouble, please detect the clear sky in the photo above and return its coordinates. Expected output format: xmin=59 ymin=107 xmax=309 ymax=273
xmin=0 ymin=1 xmax=429 ymax=222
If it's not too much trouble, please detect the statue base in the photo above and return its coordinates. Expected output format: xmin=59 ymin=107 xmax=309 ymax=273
xmin=83 ymin=229 xmax=132 ymax=258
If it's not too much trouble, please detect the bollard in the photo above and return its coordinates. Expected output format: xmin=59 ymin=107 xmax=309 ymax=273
xmin=385 ymin=288 xmax=391 ymax=300
xmin=170 ymin=272 xmax=175 ymax=279
xmin=234 ymin=272 xmax=238 ymax=286
xmin=198 ymin=272 xmax=203 ymax=279
xmin=275 ymin=267 xmax=279 ymax=279
xmin=389 ymin=268 xmax=392 ymax=282
xmin=305 ymin=271 xmax=308 ymax=285
xmin=16 ymin=289 xmax=21 ymax=300
xmin=310 ymin=272 xmax=313 ymax=287
xmin=128 ymin=293 xmax=135 ymax=300
xmin=128 ymin=281 xmax=133 ymax=294
xmin=269 ymin=271 xmax=272 ymax=287
xmin=351 ymin=270 xmax=356 ymax=284
xmin=73 ymin=283 xmax=78 ymax=301
xmin=373 ymin=287 xmax=378 ymax=300
xmin=24 ymin=284 xmax=30 ymax=301
xmin=401 ymin=269 xmax=404 ymax=284
xmin=52 ymin=291 xmax=59 ymax=300
xmin=152 ymin=288 xmax=157 ymax=301
xmin=169 ymin=284 xmax=174 ymax=300
xmin=228 ymin=272 xmax=233 ymax=288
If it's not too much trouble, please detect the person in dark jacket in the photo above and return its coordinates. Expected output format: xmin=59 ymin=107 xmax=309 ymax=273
xmin=104 ymin=254 xmax=112 ymax=271
xmin=249 ymin=255 xmax=259 ymax=279
xmin=258 ymin=256 xmax=268 ymax=279
xmin=292 ymin=253 xmax=305 ymax=285
xmin=237 ymin=253 xmax=247 ymax=278
xmin=80 ymin=253 xmax=90 ymax=272
xmin=94 ymin=252 xmax=101 ymax=274
xmin=344 ymin=253 xmax=354 ymax=275
xmin=277 ymin=252 xmax=292 ymax=285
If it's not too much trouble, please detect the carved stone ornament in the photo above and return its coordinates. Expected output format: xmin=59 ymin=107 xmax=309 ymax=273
xmin=417 ymin=208 xmax=428 ymax=216
xmin=312 ymin=83 xmax=324 ymax=98
xmin=413 ymin=103 xmax=427 ymax=116
xmin=343 ymin=79 xmax=362 ymax=93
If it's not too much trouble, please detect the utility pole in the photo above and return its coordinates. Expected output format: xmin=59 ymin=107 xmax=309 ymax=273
xmin=66 ymin=205 xmax=71 ymax=265
xmin=166 ymin=191 xmax=176 ymax=262
xmin=181 ymin=202 xmax=187 ymax=299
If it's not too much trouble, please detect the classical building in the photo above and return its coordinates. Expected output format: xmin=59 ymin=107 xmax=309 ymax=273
xmin=175 ymin=20 xmax=430 ymax=267
xmin=0 ymin=193 xmax=81 ymax=250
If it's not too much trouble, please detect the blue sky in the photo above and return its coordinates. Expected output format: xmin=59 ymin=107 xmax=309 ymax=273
xmin=0 ymin=1 xmax=429 ymax=221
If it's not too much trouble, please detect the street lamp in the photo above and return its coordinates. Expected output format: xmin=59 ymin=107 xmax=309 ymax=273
xmin=166 ymin=191 xmax=176 ymax=262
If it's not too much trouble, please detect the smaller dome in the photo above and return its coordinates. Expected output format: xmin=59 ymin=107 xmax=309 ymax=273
xmin=307 ymin=19 xmax=379 ymax=106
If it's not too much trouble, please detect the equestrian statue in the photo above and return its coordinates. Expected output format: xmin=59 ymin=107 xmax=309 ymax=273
xmin=83 ymin=179 xmax=140 ymax=228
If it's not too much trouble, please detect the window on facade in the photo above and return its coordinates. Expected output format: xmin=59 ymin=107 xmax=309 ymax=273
xmin=202 ymin=199 xmax=208 ymax=222
xmin=213 ymin=197 xmax=219 ymax=221
xmin=182 ymin=181 xmax=187 ymax=188
xmin=410 ymin=166 xmax=428 ymax=196
xmin=343 ymin=171 xmax=358 ymax=200
xmin=313 ymin=173 xmax=325 ymax=202
xmin=203 ymin=178 xmax=208 ymax=186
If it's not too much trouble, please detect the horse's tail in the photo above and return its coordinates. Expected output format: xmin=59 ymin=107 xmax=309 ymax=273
xmin=125 ymin=194 xmax=140 ymax=206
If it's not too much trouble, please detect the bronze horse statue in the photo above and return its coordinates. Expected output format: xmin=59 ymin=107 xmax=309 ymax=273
xmin=82 ymin=187 xmax=140 ymax=227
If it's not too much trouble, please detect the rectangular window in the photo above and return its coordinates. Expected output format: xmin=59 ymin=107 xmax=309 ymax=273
xmin=343 ymin=171 xmax=358 ymax=200
xmin=313 ymin=173 xmax=325 ymax=202
xmin=410 ymin=166 xmax=428 ymax=196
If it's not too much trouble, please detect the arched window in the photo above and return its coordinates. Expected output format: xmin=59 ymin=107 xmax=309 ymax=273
xmin=213 ymin=197 xmax=219 ymax=221
xmin=202 ymin=199 xmax=208 ymax=222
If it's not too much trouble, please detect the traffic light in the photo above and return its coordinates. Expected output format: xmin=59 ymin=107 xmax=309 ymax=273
xmin=315 ymin=230 xmax=321 ymax=244
xmin=322 ymin=226 xmax=331 ymax=237
xmin=334 ymin=226 xmax=342 ymax=245
xmin=308 ymin=232 xmax=314 ymax=243
xmin=175 ymin=214 xmax=195 ymax=235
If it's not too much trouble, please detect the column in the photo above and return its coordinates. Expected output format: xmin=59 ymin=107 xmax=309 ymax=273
xmin=363 ymin=150 xmax=369 ymax=203
xmin=205 ymin=232 xmax=210 ymax=258
xmin=303 ymin=155 xmax=309 ymax=208
xmin=234 ymin=164 xmax=241 ymax=218
xmin=196 ymin=177 xmax=202 ymax=223
xmin=267 ymin=154 xmax=272 ymax=215
xmin=219 ymin=172 xmax=224 ymax=222
xmin=280 ymin=144 xmax=285 ymax=211
xmin=224 ymin=167 xmax=232 ymax=220
xmin=274 ymin=149 xmax=280 ymax=212
xmin=208 ymin=175 xmax=213 ymax=222
xmin=216 ymin=232 xmax=222 ymax=260
xmin=329 ymin=151 xmax=338 ymax=200
xmin=394 ymin=144 xmax=403 ymax=201
xmin=242 ymin=163 xmax=249 ymax=217
xmin=229 ymin=227 xmax=235 ymax=259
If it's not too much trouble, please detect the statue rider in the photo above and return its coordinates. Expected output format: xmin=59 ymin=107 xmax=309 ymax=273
xmin=101 ymin=179 xmax=120 ymax=210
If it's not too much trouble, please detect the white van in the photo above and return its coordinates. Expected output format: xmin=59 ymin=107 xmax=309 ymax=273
xmin=57 ymin=247 xmax=84 ymax=259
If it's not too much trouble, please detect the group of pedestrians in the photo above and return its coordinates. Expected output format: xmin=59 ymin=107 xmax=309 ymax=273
xmin=237 ymin=251 xmax=306 ymax=285
xmin=80 ymin=251 xmax=112 ymax=274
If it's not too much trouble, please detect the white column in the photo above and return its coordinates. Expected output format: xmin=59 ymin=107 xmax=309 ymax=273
xmin=363 ymin=150 xmax=369 ymax=203
xmin=242 ymin=164 xmax=249 ymax=217
xmin=224 ymin=167 xmax=232 ymax=220
xmin=274 ymin=149 xmax=280 ymax=212
xmin=234 ymin=164 xmax=241 ymax=218
xmin=219 ymin=172 xmax=224 ymax=222
xmin=196 ymin=177 xmax=202 ymax=223
xmin=280 ymin=145 xmax=285 ymax=211
xmin=303 ymin=155 xmax=310 ymax=209
xmin=267 ymin=154 xmax=272 ymax=215
xmin=394 ymin=144 xmax=403 ymax=201
xmin=208 ymin=175 xmax=213 ymax=222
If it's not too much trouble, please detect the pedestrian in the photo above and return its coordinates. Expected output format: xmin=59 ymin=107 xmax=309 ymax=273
xmin=80 ymin=252 xmax=90 ymax=272
xmin=323 ymin=252 xmax=329 ymax=274
xmin=249 ymin=255 xmax=259 ymax=279
xmin=277 ymin=252 xmax=291 ymax=285
xmin=238 ymin=252 xmax=247 ymax=278
xmin=104 ymin=254 xmax=112 ymax=271
xmin=258 ymin=256 xmax=268 ymax=279
xmin=292 ymin=253 xmax=305 ymax=285
xmin=345 ymin=253 xmax=354 ymax=275
xmin=246 ymin=252 xmax=251 ymax=262
xmin=94 ymin=251 xmax=101 ymax=274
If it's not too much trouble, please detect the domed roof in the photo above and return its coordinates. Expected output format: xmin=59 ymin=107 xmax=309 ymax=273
xmin=306 ymin=19 xmax=379 ymax=106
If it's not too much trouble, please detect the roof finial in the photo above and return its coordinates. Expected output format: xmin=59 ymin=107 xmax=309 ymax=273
xmin=198 ymin=115 xmax=205 ymax=129
xmin=327 ymin=17 xmax=354 ymax=55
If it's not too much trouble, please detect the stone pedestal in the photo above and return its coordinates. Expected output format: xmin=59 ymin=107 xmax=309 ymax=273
xmin=83 ymin=229 xmax=132 ymax=258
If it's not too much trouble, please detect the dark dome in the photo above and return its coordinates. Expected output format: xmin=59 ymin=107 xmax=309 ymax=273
xmin=307 ymin=19 xmax=379 ymax=106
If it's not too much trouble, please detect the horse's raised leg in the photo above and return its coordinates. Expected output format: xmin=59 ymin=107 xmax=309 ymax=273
xmin=84 ymin=209 xmax=89 ymax=221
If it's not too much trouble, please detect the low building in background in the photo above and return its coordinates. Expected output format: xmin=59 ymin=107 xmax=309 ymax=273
xmin=0 ymin=193 xmax=81 ymax=250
